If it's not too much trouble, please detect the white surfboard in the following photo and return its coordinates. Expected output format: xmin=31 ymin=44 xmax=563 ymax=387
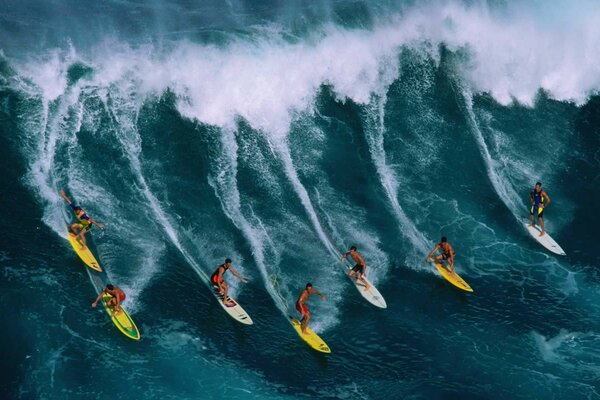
xmin=523 ymin=219 xmax=566 ymax=256
xmin=212 ymin=285 xmax=254 ymax=325
xmin=346 ymin=267 xmax=387 ymax=309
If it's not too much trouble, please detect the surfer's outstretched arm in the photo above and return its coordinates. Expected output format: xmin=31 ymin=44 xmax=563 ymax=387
xmin=91 ymin=290 xmax=105 ymax=307
xmin=229 ymin=266 xmax=247 ymax=283
xmin=426 ymin=245 xmax=439 ymax=261
xmin=310 ymin=288 xmax=326 ymax=301
xmin=60 ymin=190 xmax=73 ymax=205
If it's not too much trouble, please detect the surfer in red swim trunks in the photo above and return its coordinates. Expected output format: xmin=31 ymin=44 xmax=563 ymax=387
xmin=91 ymin=284 xmax=126 ymax=316
xmin=211 ymin=258 xmax=247 ymax=305
xmin=426 ymin=236 xmax=456 ymax=273
xmin=295 ymin=283 xmax=326 ymax=334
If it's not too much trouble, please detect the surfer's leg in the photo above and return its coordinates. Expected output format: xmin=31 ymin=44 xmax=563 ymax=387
xmin=538 ymin=216 xmax=545 ymax=236
xmin=221 ymin=281 xmax=229 ymax=304
xmin=529 ymin=210 xmax=535 ymax=227
xmin=359 ymin=274 xmax=370 ymax=291
xmin=78 ymin=229 xmax=88 ymax=250
xmin=301 ymin=312 xmax=310 ymax=334
xmin=70 ymin=223 xmax=81 ymax=235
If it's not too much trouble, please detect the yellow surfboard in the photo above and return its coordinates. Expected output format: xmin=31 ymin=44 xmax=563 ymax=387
xmin=290 ymin=317 xmax=331 ymax=353
xmin=101 ymin=293 xmax=140 ymax=341
xmin=67 ymin=231 xmax=102 ymax=272
xmin=433 ymin=262 xmax=473 ymax=292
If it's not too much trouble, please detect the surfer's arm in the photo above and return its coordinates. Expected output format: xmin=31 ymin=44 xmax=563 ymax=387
xmin=230 ymin=267 xmax=247 ymax=283
xmin=310 ymin=288 xmax=326 ymax=301
xmin=91 ymin=290 xmax=105 ymax=307
xmin=89 ymin=218 xmax=104 ymax=229
xmin=426 ymin=245 xmax=438 ymax=261
xmin=60 ymin=190 xmax=73 ymax=205
xmin=542 ymin=192 xmax=550 ymax=207
xmin=341 ymin=252 xmax=350 ymax=262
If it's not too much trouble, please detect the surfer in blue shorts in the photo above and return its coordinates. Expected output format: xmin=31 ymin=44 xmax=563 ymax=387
xmin=341 ymin=245 xmax=370 ymax=291
xmin=426 ymin=237 xmax=456 ymax=273
xmin=60 ymin=190 xmax=104 ymax=250
xmin=529 ymin=182 xmax=551 ymax=237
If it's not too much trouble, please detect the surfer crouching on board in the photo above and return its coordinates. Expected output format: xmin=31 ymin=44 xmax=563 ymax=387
xmin=211 ymin=258 xmax=247 ymax=306
xmin=60 ymin=190 xmax=104 ymax=250
xmin=529 ymin=182 xmax=551 ymax=237
xmin=341 ymin=245 xmax=370 ymax=291
xmin=295 ymin=283 xmax=326 ymax=334
xmin=426 ymin=237 xmax=456 ymax=273
xmin=92 ymin=284 xmax=126 ymax=316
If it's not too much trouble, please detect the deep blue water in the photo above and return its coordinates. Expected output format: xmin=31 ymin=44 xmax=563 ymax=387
xmin=2 ymin=1 xmax=600 ymax=399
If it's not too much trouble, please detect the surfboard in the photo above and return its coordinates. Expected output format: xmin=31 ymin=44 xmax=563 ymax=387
xmin=523 ymin=219 xmax=566 ymax=256
xmin=432 ymin=262 xmax=473 ymax=292
xmin=67 ymin=231 xmax=102 ymax=272
xmin=101 ymin=293 xmax=140 ymax=340
xmin=346 ymin=267 xmax=387 ymax=308
xmin=290 ymin=316 xmax=331 ymax=353
xmin=212 ymin=285 xmax=253 ymax=325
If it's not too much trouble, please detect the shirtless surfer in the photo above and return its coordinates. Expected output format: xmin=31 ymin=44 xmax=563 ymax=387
xmin=60 ymin=190 xmax=104 ymax=250
xmin=426 ymin=236 xmax=456 ymax=273
xmin=92 ymin=284 xmax=126 ymax=316
xmin=295 ymin=283 xmax=326 ymax=334
xmin=341 ymin=245 xmax=370 ymax=291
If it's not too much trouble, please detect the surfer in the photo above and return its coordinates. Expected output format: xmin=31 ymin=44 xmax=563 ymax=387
xmin=60 ymin=190 xmax=104 ymax=250
xmin=211 ymin=258 xmax=247 ymax=305
xmin=92 ymin=284 xmax=126 ymax=316
xmin=295 ymin=283 xmax=326 ymax=334
xmin=426 ymin=236 xmax=456 ymax=273
xmin=341 ymin=245 xmax=370 ymax=291
xmin=529 ymin=182 xmax=551 ymax=237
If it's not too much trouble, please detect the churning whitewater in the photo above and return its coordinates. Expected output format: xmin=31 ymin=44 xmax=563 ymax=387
xmin=1 ymin=0 xmax=600 ymax=399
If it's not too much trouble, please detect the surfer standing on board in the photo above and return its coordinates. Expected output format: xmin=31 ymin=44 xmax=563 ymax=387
xmin=529 ymin=182 xmax=551 ymax=237
xmin=295 ymin=283 xmax=326 ymax=334
xmin=211 ymin=258 xmax=247 ymax=305
xmin=341 ymin=245 xmax=370 ymax=291
xmin=426 ymin=237 xmax=456 ymax=273
xmin=60 ymin=190 xmax=104 ymax=250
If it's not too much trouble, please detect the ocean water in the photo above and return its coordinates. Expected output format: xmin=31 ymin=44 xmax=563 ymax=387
xmin=1 ymin=1 xmax=600 ymax=399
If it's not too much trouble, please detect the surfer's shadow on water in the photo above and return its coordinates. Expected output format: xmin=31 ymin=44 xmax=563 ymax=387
xmin=427 ymin=280 xmax=472 ymax=306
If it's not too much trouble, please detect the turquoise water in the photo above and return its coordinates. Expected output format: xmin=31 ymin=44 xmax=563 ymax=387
xmin=1 ymin=1 xmax=600 ymax=399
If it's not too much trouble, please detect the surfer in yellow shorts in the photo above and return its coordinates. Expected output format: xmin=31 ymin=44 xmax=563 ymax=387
xmin=295 ymin=283 xmax=326 ymax=334
xmin=341 ymin=245 xmax=370 ymax=291
xmin=426 ymin=237 xmax=456 ymax=273
xmin=91 ymin=284 xmax=126 ymax=316
xmin=529 ymin=182 xmax=551 ymax=237
xmin=60 ymin=190 xmax=104 ymax=250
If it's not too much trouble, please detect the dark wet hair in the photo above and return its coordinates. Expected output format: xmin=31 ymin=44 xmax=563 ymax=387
xmin=350 ymin=245 xmax=357 ymax=251
xmin=225 ymin=258 xmax=232 ymax=264
xmin=441 ymin=236 xmax=447 ymax=243
xmin=306 ymin=283 xmax=313 ymax=288
xmin=535 ymin=182 xmax=542 ymax=187
xmin=74 ymin=206 xmax=82 ymax=212
xmin=106 ymin=284 xmax=114 ymax=290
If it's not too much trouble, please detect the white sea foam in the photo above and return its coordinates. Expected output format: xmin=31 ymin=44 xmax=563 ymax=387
xmin=208 ymin=128 xmax=288 ymax=312
xmin=362 ymin=95 xmax=430 ymax=262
